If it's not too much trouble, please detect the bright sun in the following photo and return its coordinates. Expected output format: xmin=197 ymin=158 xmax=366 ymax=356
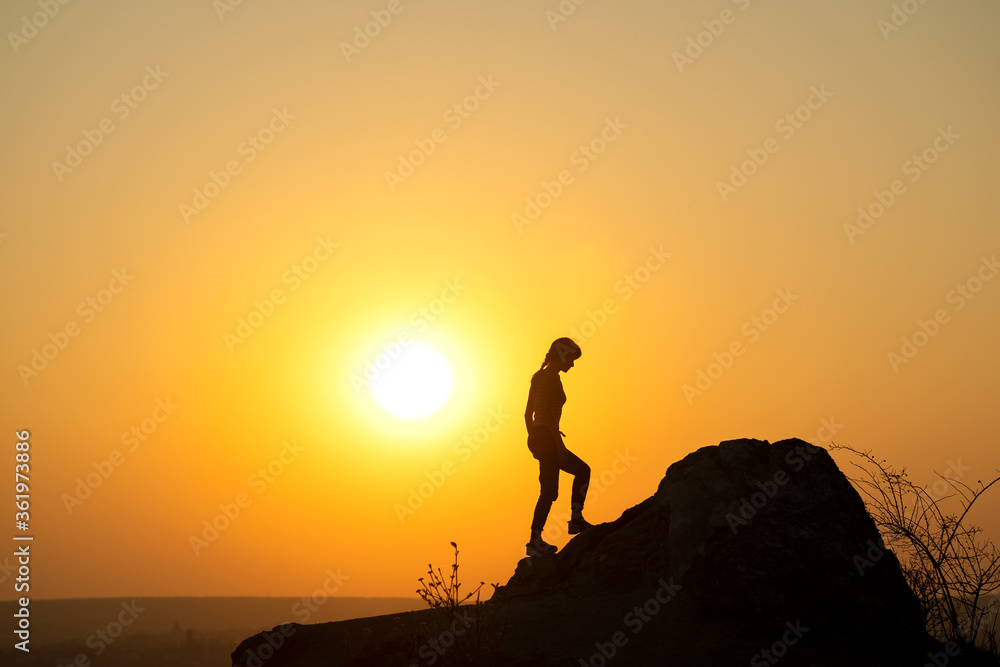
xmin=371 ymin=342 xmax=455 ymax=420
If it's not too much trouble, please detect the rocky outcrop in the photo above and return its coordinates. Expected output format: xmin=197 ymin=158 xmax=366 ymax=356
xmin=491 ymin=437 xmax=935 ymax=665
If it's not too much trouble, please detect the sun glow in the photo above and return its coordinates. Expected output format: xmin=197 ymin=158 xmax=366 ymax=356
xmin=371 ymin=342 xmax=456 ymax=420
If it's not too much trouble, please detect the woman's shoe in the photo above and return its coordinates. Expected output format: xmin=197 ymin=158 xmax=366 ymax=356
xmin=526 ymin=536 xmax=558 ymax=557
xmin=568 ymin=516 xmax=594 ymax=535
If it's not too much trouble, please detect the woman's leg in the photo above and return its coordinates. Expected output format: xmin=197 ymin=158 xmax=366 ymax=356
xmin=529 ymin=429 xmax=561 ymax=532
xmin=531 ymin=457 xmax=559 ymax=532
xmin=559 ymin=447 xmax=591 ymax=519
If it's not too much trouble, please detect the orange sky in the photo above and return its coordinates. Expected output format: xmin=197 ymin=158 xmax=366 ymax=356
xmin=2 ymin=0 xmax=999 ymax=601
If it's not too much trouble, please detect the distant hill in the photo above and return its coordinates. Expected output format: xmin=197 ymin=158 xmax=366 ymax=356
xmin=0 ymin=596 xmax=424 ymax=647
xmin=232 ymin=438 xmax=993 ymax=666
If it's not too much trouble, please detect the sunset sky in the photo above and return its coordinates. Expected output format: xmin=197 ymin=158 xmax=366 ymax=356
xmin=2 ymin=0 xmax=998 ymax=602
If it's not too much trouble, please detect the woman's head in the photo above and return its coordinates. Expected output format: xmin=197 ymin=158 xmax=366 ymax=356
xmin=542 ymin=337 xmax=581 ymax=372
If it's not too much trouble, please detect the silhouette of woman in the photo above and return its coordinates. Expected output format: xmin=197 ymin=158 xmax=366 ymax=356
xmin=524 ymin=337 xmax=593 ymax=556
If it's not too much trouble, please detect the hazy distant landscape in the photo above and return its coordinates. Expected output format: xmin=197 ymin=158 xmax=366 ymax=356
xmin=0 ymin=597 xmax=424 ymax=666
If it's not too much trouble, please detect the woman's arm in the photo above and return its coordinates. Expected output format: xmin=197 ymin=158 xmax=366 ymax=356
xmin=524 ymin=392 xmax=534 ymax=433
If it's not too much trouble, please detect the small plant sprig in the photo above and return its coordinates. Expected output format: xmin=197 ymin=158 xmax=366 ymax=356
xmin=416 ymin=541 xmax=485 ymax=610
xmin=410 ymin=541 xmax=508 ymax=664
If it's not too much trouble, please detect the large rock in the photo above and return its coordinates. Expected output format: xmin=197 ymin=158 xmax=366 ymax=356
xmin=492 ymin=437 xmax=936 ymax=665
xmin=233 ymin=439 xmax=944 ymax=666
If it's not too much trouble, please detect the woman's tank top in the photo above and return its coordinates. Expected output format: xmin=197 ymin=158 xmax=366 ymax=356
xmin=529 ymin=366 xmax=565 ymax=428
